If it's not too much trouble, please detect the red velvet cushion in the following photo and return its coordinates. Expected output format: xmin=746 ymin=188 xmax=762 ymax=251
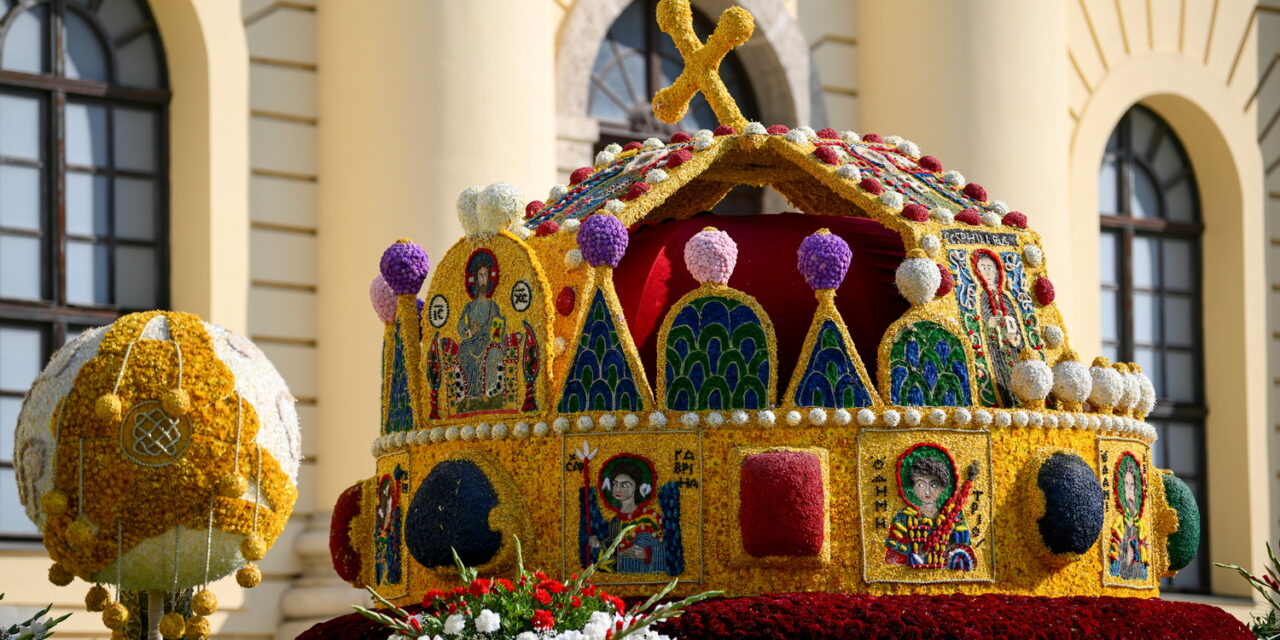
xmin=740 ymin=450 xmax=825 ymax=557
xmin=613 ymin=213 xmax=907 ymax=395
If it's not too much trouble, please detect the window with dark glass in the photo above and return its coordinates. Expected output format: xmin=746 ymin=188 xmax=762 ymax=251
xmin=1098 ymin=104 xmax=1206 ymax=592
xmin=0 ymin=0 xmax=168 ymax=538
xmin=588 ymin=0 xmax=762 ymax=215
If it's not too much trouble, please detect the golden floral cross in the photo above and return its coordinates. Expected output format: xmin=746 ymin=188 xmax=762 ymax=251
xmin=652 ymin=0 xmax=754 ymax=131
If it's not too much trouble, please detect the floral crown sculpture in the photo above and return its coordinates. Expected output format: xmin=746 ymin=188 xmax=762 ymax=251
xmin=327 ymin=0 xmax=1200 ymax=606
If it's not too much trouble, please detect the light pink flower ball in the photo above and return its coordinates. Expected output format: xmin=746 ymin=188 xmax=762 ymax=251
xmin=369 ymin=275 xmax=398 ymax=323
xmin=684 ymin=227 xmax=738 ymax=285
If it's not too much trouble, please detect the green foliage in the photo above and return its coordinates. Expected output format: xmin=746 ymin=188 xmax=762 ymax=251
xmin=0 ymin=594 xmax=71 ymax=640
xmin=1216 ymin=541 xmax=1280 ymax=639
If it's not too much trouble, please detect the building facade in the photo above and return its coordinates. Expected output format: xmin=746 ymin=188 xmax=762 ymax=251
xmin=0 ymin=0 xmax=1275 ymax=637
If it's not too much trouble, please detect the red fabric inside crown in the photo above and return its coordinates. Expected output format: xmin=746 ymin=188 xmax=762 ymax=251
xmin=612 ymin=212 xmax=908 ymax=398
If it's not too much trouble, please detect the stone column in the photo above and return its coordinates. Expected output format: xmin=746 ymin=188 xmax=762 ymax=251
xmin=856 ymin=0 xmax=1071 ymax=292
xmin=277 ymin=3 xmax=558 ymax=637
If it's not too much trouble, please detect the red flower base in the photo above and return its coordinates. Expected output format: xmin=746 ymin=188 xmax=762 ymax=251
xmin=660 ymin=593 xmax=1252 ymax=640
xmin=296 ymin=593 xmax=1251 ymax=640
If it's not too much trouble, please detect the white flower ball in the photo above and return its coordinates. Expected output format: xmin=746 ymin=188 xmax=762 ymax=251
xmin=1089 ymin=360 xmax=1124 ymax=409
xmin=920 ymin=235 xmax=941 ymax=256
xmin=456 ymin=185 xmax=484 ymax=237
xmin=1051 ymin=356 xmax=1091 ymax=406
xmin=880 ymin=191 xmax=905 ymax=211
xmin=745 ymin=122 xmax=767 ymax=135
xmin=1023 ymin=245 xmax=1044 ymax=268
xmin=836 ymin=164 xmax=862 ymax=180
xmin=786 ymin=410 xmax=803 ymax=426
xmin=833 ymin=408 xmax=852 ymax=425
xmin=565 ymin=249 xmax=584 ymax=269
xmin=475 ymin=182 xmax=524 ymax=236
xmin=881 ymin=409 xmax=901 ymax=427
xmin=904 ymin=409 xmax=922 ymax=426
xmin=1011 ymin=357 xmax=1053 ymax=403
xmin=808 ymin=408 xmax=828 ymax=425
xmin=784 ymin=129 xmax=809 ymax=145
xmin=943 ymin=170 xmax=965 ymax=186
xmin=896 ymin=140 xmax=921 ymax=157
xmin=895 ymin=251 xmax=942 ymax=305
xmin=1042 ymin=325 xmax=1064 ymax=348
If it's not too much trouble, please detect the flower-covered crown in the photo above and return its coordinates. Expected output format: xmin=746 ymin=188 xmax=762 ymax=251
xmin=330 ymin=0 xmax=1196 ymax=607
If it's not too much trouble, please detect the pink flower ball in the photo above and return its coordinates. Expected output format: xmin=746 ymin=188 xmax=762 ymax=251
xmin=684 ymin=227 xmax=738 ymax=285
xmin=369 ymin=275 xmax=398 ymax=323
xmin=767 ymin=124 xmax=790 ymax=135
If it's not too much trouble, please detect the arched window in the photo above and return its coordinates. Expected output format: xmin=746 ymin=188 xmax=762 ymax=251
xmin=1098 ymin=105 xmax=1205 ymax=592
xmin=588 ymin=0 xmax=762 ymax=214
xmin=0 ymin=0 xmax=168 ymax=538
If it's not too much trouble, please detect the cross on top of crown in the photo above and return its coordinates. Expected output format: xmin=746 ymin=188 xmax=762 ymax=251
xmin=652 ymin=0 xmax=754 ymax=131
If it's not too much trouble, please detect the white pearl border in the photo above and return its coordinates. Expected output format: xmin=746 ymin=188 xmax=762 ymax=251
xmin=370 ymin=407 xmax=1158 ymax=455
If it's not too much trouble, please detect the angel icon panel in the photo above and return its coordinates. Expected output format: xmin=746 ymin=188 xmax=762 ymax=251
xmin=857 ymin=429 xmax=995 ymax=584
xmin=562 ymin=432 xmax=703 ymax=586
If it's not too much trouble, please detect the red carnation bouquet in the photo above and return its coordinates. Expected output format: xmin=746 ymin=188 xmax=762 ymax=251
xmin=354 ymin=526 xmax=718 ymax=640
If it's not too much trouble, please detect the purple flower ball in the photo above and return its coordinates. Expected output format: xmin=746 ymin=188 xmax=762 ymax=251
xmin=577 ymin=214 xmax=629 ymax=268
xmin=797 ymin=229 xmax=852 ymax=290
xmin=380 ymin=240 xmax=430 ymax=295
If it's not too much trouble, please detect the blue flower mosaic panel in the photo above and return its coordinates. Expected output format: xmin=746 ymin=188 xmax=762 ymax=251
xmin=559 ymin=289 xmax=645 ymax=413
xmin=794 ymin=320 xmax=873 ymax=408
xmin=385 ymin=323 xmax=414 ymax=434
xmin=664 ymin=295 xmax=770 ymax=411
xmin=888 ymin=321 xmax=971 ymax=407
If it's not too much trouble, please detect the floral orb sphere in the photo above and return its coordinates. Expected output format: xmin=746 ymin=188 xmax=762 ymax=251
xmin=894 ymin=250 xmax=942 ymax=305
xmin=368 ymin=275 xmax=398 ymax=323
xmin=379 ymin=239 xmax=430 ymax=295
xmin=796 ymin=229 xmax=852 ymax=290
xmin=684 ymin=227 xmax=738 ymax=285
xmin=577 ymin=214 xmax=630 ymax=268
xmin=476 ymin=182 xmax=524 ymax=235
xmin=14 ymin=312 xmax=301 ymax=592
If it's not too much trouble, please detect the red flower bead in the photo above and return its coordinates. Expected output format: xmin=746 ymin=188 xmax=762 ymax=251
xmin=1003 ymin=211 xmax=1028 ymax=228
xmin=622 ymin=141 xmax=643 ymax=152
xmin=813 ymin=146 xmax=841 ymax=165
xmin=532 ymin=609 xmax=555 ymax=631
xmin=1035 ymin=276 xmax=1055 ymax=305
xmin=955 ymin=208 xmax=982 ymax=225
xmin=570 ymin=167 xmax=592 ymax=185
xmin=556 ymin=286 xmax=576 ymax=315
xmin=536 ymin=220 xmax=560 ymax=236
xmin=665 ymin=148 xmax=693 ymax=168
xmin=963 ymin=182 xmax=988 ymax=201
xmin=937 ymin=263 xmax=954 ymax=296
xmin=713 ymin=124 xmax=736 ymax=136
xmin=858 ymin=177 xmax=884 ymax=195
xmin=862 ymin=133 xmax=884 ymax=143
xmin=623 ymin=181 xmax=651 ymax=201
xmin=901 ymin=203 xmax=930 ymax=222
xmin=817 ymin=128 xmax=839 ymax=139
xmin=767 ymin=124 xmax=790 ymax=134
xmin=524 ymin=200 xmax=544 ymax=218
xmin=670 ymin=131 xmax=692 ymax=143
xmin=918 ymin=155 xmax=943 ymax=172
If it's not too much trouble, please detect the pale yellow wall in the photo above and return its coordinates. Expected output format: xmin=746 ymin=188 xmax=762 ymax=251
xmin=1062 ymin=0 xmax=1268 ymax=604
xmin=798 ymin=0 xmax=857 ymax=128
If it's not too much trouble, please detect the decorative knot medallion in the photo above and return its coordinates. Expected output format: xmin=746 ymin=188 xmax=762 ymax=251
xmin=120 ymin=400 xmax=192 ymax=467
